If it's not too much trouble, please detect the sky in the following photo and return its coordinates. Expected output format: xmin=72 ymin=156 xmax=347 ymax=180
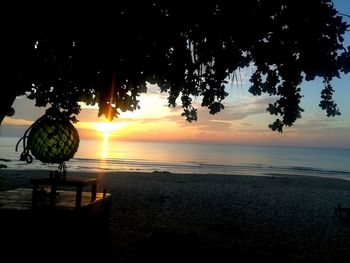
xmin=1 ymin=0 xmax=350 ymax=149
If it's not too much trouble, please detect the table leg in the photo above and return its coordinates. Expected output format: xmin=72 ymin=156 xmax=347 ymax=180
xmin=76 ymin=186 xmax=83 ymax=207
xmin=32 ymin=184 xmax=39 ymax=207
xmin=50 ymin=184 xmax=57 ymax=206
xmin=91 ymin=184 xmax=97 ymax=202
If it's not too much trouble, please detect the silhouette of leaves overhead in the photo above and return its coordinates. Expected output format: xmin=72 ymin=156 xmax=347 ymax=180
xmin=4 ymin=0 xmax=349 ymax=131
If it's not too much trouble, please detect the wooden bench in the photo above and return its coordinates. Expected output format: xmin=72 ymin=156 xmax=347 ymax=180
xmin=31 ymin=177 xmax=99 ymax=208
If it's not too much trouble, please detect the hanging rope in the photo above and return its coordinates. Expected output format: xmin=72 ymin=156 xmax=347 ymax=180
xmin=15 ymin=113 xmax=48 ymax=164
xmin=16 ymin=108 xmax=80 ymax=172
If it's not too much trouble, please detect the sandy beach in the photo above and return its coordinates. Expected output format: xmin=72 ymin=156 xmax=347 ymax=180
xmin=1 ymin=169 xmax=350 ymax=262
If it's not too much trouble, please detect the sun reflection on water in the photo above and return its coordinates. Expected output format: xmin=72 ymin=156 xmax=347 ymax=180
xmin=93 ymin=122 xmax=125 ymax=159
xmin=102 ymin=132 xmax=109 ymax=159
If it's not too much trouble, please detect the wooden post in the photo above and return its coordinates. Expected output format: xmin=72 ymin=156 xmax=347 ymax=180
xmin=32 ymin=184 xmax=39 ymax=207
xmin=75 ymin=186 xmax=83 ymax=208
xmin=50 ymin=184 xmax=57 ymax=206
xmin=91 ymin=184 xmax=97 ymax=202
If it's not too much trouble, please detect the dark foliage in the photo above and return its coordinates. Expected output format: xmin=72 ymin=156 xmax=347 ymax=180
xmin=4 ymin=0 xmax=349 ymax=131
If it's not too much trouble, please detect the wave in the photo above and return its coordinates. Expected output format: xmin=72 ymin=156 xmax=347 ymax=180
xmin=65 ymin=157 xmax=350 ymax=180
xmin=2 ymin=138 xmax=349 ymax=181
xmin=4 ymin=155 xmax=350 ymax=180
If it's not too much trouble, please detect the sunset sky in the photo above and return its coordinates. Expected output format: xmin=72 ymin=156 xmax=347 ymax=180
xmin=1 ymin=0 xmax=349 ymax=149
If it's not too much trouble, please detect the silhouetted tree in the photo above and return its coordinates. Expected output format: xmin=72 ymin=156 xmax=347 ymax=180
xmin=2 ymin=0 xmax=349 ymax=131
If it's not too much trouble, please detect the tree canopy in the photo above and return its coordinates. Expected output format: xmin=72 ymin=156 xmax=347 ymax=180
xmin=2 ymin=0 xmax=349 ymax=132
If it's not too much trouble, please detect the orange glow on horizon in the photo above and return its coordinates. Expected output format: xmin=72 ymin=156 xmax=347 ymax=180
xmin=94 ymin=122 xmax=123 ymax=134
xmin=102 ymin=132 xmax=109 ymax=158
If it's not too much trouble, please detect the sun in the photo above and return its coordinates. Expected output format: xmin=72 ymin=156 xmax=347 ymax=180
xmin=94 ymin=122 xmax=122 ymax=136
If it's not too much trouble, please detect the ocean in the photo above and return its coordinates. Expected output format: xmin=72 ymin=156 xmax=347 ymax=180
xmin=1 ymin=136 xmax=350 ymax=180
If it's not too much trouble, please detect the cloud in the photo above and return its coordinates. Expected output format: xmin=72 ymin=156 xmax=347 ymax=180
xmin=2 ymin=117 xmax=33 ymax=126
xmin=145 ymin=83 xmax=168 ymax=96
xmin=7 ymin=90 xmax=276 ymax=135
xmin=241 ymin=122 xmax=253 ymax=126
xmin=0 ymin=124 xmax=29 ymax=138
xmin=158 ymin=96 xmax=276 ymax=131
xmin=291 ymin=113 xmax=346 ymax=131
xmin=77 ymin=78 xmax=275 ymax=130
xmin=9 ymin=96 xmax=47 ymax=122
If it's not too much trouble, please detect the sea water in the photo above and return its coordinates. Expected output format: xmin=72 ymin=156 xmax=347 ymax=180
xmin=1 ymin=137 xmax=350 ymax=180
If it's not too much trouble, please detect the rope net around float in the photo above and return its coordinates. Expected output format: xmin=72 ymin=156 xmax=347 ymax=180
xmin=16 ymin=108 xmax=80 ymax=173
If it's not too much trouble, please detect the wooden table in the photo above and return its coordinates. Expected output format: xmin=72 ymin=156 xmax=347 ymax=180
xmin=31 ymin=177 xmax=99 ymax=208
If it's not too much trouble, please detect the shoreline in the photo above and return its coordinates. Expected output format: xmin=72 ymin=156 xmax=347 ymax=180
xmin=2 ymin=156 xmax=350 ymax=182
xmin=1 ymin=169 xmax=350 ymax=262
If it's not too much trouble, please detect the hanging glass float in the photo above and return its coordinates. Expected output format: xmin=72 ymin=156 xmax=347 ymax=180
xmin=16 ymin=108 xmax=80 ymax=172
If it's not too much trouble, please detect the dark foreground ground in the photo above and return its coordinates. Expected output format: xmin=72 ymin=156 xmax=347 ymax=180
xmin=1 ymin=170 xmax=350 ymax=262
